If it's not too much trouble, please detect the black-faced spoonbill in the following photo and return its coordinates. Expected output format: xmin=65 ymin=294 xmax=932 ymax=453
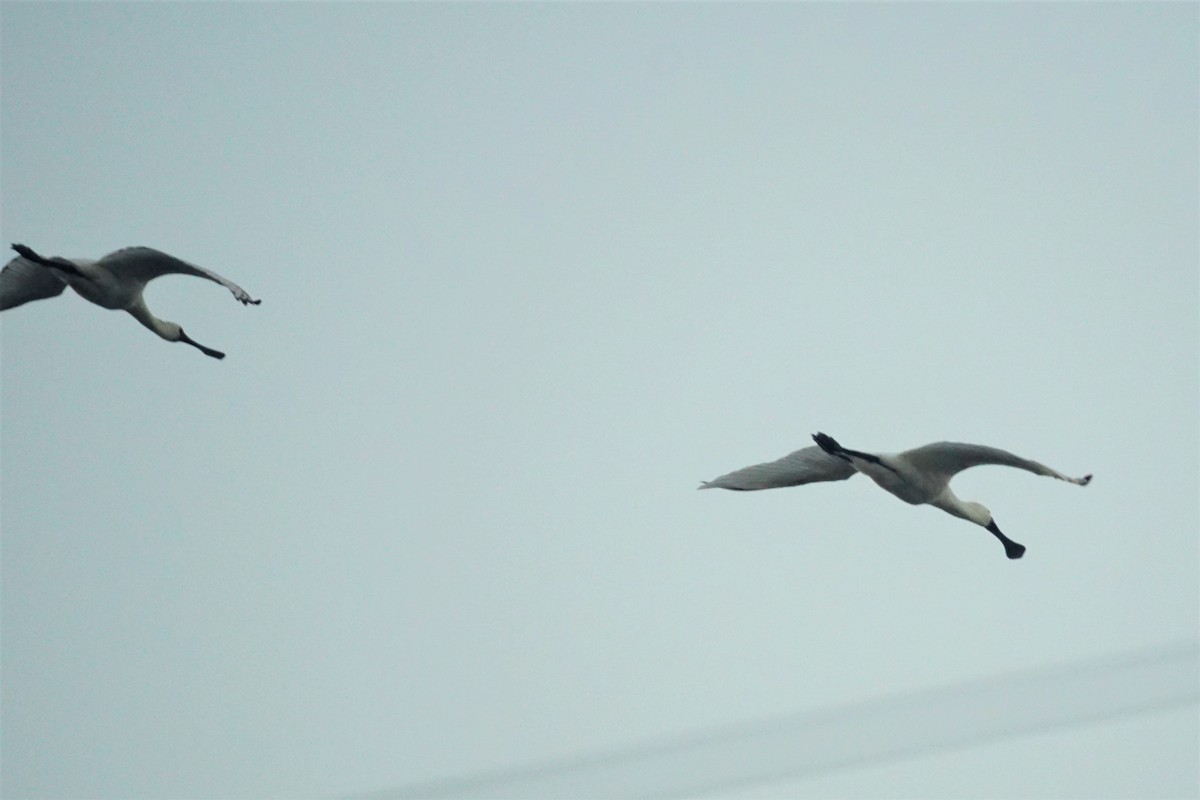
xmin=1 ymin=243 xmax=260 ymax=359
xmin=701 ymin=432 xmax=1092 ymax=559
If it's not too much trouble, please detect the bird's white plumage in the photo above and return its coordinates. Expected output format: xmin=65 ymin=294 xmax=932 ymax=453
xmin=702 ymin=434 xmax=1091 ymax=559
xmin=95 ymin=247 xmax=259 ymax=306
xmin=0 ymin=244 xmax=260 ymax=359
xmin=897 ymin=441 xmax=1078 ymax=483
xmin=0 ymin=255 xmax=67 ymax=310
xmin=700 ymin=445 xmax=855 ymax=490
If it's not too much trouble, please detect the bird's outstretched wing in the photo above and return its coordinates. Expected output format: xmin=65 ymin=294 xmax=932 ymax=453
xmin=0 ymin=255 xmax=67 ymax=310
xmin=700 ymin=445 xmax=857 ymax=491
xmin=900 ymin=442 xmax=1091 ymax=485
xmin=99 ymin=247 xmax=261 ymax=305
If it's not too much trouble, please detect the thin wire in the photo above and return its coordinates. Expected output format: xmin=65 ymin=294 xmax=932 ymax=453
xmin=347 ymin=640 xmax=1199 ymax=800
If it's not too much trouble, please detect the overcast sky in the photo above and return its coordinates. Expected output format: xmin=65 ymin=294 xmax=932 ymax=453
xmin=1 ymin=3 xmax=1196 ymax=799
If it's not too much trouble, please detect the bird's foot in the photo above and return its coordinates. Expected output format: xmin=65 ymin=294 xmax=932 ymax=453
xmin=12 ymin=243 xmax=47 ymax=263
xmin=812 ymin=432 xmax=842 ymax=455
xmin=11 ymin=244 xmax=82 ymax=276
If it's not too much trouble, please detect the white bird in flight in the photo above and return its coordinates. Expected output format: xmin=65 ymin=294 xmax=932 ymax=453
xmin=1 ymin=243 xmax=260 ymax=359
xmin=701 ymin=432 xmax=1092 ymax=559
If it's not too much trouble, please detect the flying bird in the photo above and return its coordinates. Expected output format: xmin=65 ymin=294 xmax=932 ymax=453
xmin=1 ymin=243 xmax=260 ymax=359
xmin=701 ymin=432 xmax=1092 ymax=559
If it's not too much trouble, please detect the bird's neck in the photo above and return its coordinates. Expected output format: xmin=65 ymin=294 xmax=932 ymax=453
xmin=930 ymin=488 xmax=990 ymax=527
xmin=126 ymin=297 xmax=176 ymax=341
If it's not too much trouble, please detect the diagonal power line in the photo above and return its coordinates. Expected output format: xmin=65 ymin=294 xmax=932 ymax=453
xmin=348 ymin=641 xmax=1199 ymax=799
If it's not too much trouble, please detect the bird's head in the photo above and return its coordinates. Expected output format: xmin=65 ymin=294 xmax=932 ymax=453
xmin=962 ymin=501 xmax=993 ymax=528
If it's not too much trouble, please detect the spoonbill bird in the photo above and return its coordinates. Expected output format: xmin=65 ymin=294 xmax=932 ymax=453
xmin=1 ymin=243 xmax=260 ymax=359
xmin=701 ymin=433 xmax=1092 ymax=559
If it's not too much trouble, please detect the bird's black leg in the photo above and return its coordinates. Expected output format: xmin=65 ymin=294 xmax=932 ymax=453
xmin=11 ymin=243 xmax=82 ymax=276
xmin=812 ymin=432 xmax=898 ymax=475
xmin=987 ymin=519 xmax=1026 ymax=560
xmin=12 ymin=243 xmax=52 ymax=265
xmin=814 ymin=432 xmax=879 ymax=462
xmin=812 ymin=432 xmax=844 ymax=456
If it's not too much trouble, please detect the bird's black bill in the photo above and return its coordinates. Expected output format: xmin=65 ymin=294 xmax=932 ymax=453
xmin=178 ymin=329 xmax=226 ymax=359
xmin=987 ymin=519 xmax=1026 ymax=560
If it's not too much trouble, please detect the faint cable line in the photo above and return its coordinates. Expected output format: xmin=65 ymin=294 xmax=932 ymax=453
xmin=347 ymin=640 xmax=1199 ymax=800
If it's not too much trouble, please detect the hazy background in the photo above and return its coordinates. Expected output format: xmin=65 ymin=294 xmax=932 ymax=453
xmin=2 ymin=3 xmax=1196 ymax=798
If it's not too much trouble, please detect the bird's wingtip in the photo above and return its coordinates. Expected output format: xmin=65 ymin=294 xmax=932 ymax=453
xmin=1079 ymin=473 xmax=1093 ymax=486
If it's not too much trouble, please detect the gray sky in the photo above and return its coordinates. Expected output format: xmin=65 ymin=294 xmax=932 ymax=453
xmin=1 ymin=3 xmax=1196 ymax=799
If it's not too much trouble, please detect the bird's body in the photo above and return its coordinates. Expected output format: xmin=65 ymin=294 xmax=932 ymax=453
xmin=701 ymin=433 xmax=1091 ymax=559
xmin=1 ymin=243 xmax=260 ymax=359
